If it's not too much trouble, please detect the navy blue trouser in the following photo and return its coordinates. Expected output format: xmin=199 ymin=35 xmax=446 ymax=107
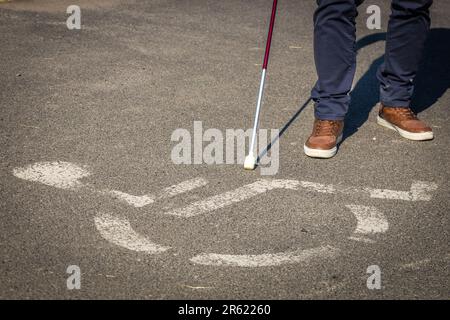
xmin=311 ymin=0 xmax=433 ymax=120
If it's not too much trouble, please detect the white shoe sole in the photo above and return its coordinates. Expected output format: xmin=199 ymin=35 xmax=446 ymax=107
xmin=377 ymin=116 xmax=434 ymax=141
xmin=304 ymin=134 xmax=343 ymax=159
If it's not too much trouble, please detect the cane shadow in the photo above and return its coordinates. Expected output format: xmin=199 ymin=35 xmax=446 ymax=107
xmin=257 ymin=97 xmax=311 ymax=162
xmin=343 ymin=28 xmax=450 ymax=141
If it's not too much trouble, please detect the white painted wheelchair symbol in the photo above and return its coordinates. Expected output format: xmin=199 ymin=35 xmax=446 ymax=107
xmin=13 ymin=161 xmax=438 ymax=267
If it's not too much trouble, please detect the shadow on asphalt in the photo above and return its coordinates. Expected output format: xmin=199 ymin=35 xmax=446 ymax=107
xmin=257 ymin=98 xmax=311 ymax=162
xmin=344 ymin=28 xmax=450 ymax=141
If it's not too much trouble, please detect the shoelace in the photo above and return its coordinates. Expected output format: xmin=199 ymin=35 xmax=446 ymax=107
xmin=395 ymin=108 xmax=418 ymax=121
xmin=314 ymin=120 xmax=338 ymax=136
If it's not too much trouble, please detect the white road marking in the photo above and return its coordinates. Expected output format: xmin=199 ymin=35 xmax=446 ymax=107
xmin=346 ymin=205 xmax=389 ymax=235
xmin=301 ymin=181 xmax=438 ymax=202
xmin=100 ymin=178 xmax=208 ymax=208
xmin=347 ymin=236 xmax=376 ymax=244
xmin=181 ymin=285 xmax=214 ymax=290
xmin=158 ymin=177 xmax=208 ymax=199
xmin=12 ymin=161 xmax=90 ymax=190
xmin=365 ymin=188 xmax=411 ymax=201
xmin=299 ymin=181 xmax=335 ymax=193
xmin=13 ymin=162 xmax=207 ymax=208
xmin=291 ymin=180 xmax=438 ymax=202
xmin=399 ymin=254 xmax=450 ymax=271
xmin=365 ymin=181 xmax=438 ymax=201
xmin=410 ymin=181 xmax=439 ymax=201
xmin=190 ymin=245 xmax=340 ymax=267
xmin=399 ymin=258 xmax=432 ymax=270
xmin=103 ymin=190 xmax=155 ymax=208
xmin=12 ymin=161 xmax=440 ymax=267
xmin=13 ymin=162 xmax=437 ymax=210
xmin=94 ymin=212 xmax=170 ymax=254
xmin=165 ymin=179 xmax=299 ymax=218
xmin=163 ymin=179 xmax=437 ymax=218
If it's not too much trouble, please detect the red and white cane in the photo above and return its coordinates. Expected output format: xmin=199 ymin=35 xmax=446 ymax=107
xmin=244 ymin=0 xmax=279 ymax=170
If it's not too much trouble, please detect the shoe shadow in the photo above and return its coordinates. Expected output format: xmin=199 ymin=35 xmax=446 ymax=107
xmin=343 ymin=28 xmax=450 ymax=141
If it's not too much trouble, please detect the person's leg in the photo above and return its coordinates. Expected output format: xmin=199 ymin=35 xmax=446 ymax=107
xmin=377 ymin=0 xmax=433 ymax=107
xmin=311 ymin=0 xmax=361 ymax=120
xmin=306 ymin=0 xmax=362 ymax=158
xmin=376 ymin=0 xmax=434 ymax=141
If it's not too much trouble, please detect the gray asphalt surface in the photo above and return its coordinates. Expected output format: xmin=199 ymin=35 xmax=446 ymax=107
xmin=0 ymin=0 xmax=449 ymax=299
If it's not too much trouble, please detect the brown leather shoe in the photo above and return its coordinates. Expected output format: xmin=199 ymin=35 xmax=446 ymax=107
xmin=304 ymin=119 xmax=344 ymax=158
xmin=377 ymin=104 xmax=433 ymax=141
